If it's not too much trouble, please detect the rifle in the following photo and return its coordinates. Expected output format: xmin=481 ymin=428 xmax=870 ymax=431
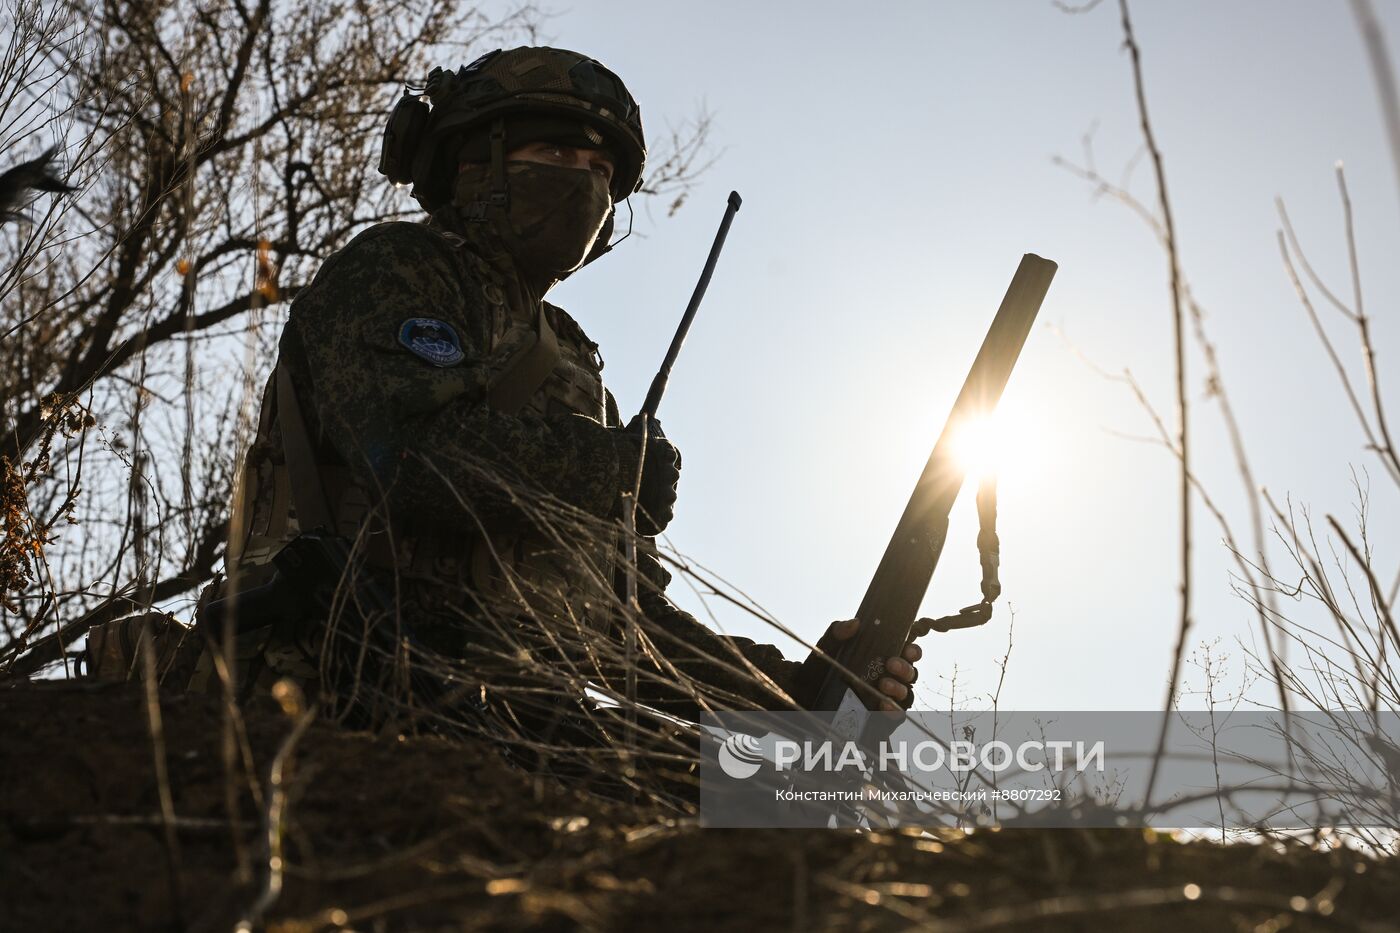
xmin=809 ymin=254 xmax=1057 ymax=743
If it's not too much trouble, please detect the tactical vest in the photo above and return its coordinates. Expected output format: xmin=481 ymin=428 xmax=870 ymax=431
xmin=208 ymin=225 xmax=619 ymax=687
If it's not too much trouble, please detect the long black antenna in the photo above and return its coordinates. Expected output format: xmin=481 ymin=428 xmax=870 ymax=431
xmin=639 ymin=190 xmax=742 ymax=419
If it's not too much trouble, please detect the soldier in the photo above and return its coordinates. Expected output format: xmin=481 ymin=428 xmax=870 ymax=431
xmin=176 ymin=46 xmax=921 ymax=732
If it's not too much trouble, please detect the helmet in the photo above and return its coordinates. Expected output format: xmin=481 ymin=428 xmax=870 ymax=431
xmin=379 ymin=46 xmax=646 ymax=212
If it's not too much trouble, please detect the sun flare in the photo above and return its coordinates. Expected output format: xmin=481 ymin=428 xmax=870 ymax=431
xmin=950 ymin=414 xmax=1001 ymax=480
xmin=946 ymin=397 xmax=1052 ymax=487
xmin=948 ymin=410 xmax=1019 ymax=482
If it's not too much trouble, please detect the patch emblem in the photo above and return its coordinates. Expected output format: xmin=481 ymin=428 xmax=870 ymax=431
xmin=398 ymin=318 xmax=464 ymax=367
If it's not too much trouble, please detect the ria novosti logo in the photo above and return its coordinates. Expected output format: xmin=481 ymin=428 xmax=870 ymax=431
xmin=715 ymin=734 xmax=1106 ymax=780
xmin=717 ymin=733 xmax=765 ymax=779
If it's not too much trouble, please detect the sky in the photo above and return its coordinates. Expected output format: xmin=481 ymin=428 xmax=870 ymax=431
xmin=453 ymin=0 xmax=1400 ymax=711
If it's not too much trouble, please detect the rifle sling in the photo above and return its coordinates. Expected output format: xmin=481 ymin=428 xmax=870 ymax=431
xmin=275 ymin=362 xmax=335 ymax=535
xmin=911 ymin=474 xmax=1002 ymax=638
xmin=975 ymin=474 xmax=1001 ymax=604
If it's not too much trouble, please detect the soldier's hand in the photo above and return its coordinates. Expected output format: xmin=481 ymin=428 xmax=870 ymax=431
xmin=793 ymin=619 xmax=923 ymax=712
xmin=614 ymin=421 xmax=681 ymax=536
xmin=827 ymin=618 xmax=922 ymax=711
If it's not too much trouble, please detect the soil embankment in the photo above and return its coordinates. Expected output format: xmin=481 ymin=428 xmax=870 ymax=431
xmin=2 ymin=682 xmax=1395 ymax=931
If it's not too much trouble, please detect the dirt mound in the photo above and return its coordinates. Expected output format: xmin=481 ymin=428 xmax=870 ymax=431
xmin=2 ymin=682 xmax=1396 ymax=932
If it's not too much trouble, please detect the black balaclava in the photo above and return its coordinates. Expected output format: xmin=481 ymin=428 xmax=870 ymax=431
xmin=453 ymin=156 xmax=613 ymax=297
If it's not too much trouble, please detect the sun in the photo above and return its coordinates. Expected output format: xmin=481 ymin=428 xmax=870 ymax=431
xmin=948 ymin=411 xmax=1011 ymax=482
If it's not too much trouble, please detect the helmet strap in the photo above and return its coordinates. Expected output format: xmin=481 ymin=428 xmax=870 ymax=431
xmin=488 ymin=117 xmax=508 ymax=207
xmin=462 ymin=117 xmax=510 ymax=222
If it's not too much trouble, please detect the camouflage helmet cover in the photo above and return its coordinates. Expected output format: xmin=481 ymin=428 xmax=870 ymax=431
xmin=386 ymin=46 xmax=646 ymax=210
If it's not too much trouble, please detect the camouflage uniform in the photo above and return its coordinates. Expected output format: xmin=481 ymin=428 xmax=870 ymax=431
xmin=186 ymin=47 xmax=804 ymax=717
xmin=198 ymin=212 xmax=800 ymax=717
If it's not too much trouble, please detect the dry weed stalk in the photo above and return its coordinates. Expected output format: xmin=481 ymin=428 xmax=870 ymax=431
xmin=1059 ymin=1 xmax=1400 ymax=840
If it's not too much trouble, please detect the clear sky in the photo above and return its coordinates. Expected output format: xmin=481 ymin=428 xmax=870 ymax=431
xmin=456 ymin=1 xmax=1400 ymax=710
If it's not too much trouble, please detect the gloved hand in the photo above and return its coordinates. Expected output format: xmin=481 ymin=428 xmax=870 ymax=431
xmin=792 ymin=619 xmax=923 ymax=711
xmin=613 ymin=417 xmax=681 ymax=536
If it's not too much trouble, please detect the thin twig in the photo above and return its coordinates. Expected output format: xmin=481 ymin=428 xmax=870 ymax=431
xmin=1351 ymin=0 xmax=1400 ymax=213
xmin=139 ymin=620 xmax=185 ymax=931
xmin=1114 ymin=0 xmax=1192 ymax=807
xmin=237 ymin=682 xmax=317 ymax=933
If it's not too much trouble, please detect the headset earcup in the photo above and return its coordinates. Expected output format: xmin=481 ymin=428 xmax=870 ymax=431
xmin=378 ymin=95 xmax=431 ymax=186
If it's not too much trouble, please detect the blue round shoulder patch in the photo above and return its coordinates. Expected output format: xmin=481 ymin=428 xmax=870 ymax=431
xmin=398 ymin=318 xmax=464 ymax=367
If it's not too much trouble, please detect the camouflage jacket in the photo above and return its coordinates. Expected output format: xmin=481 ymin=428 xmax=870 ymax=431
xmin=282 ymin=220 xmax=801 ymax=714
